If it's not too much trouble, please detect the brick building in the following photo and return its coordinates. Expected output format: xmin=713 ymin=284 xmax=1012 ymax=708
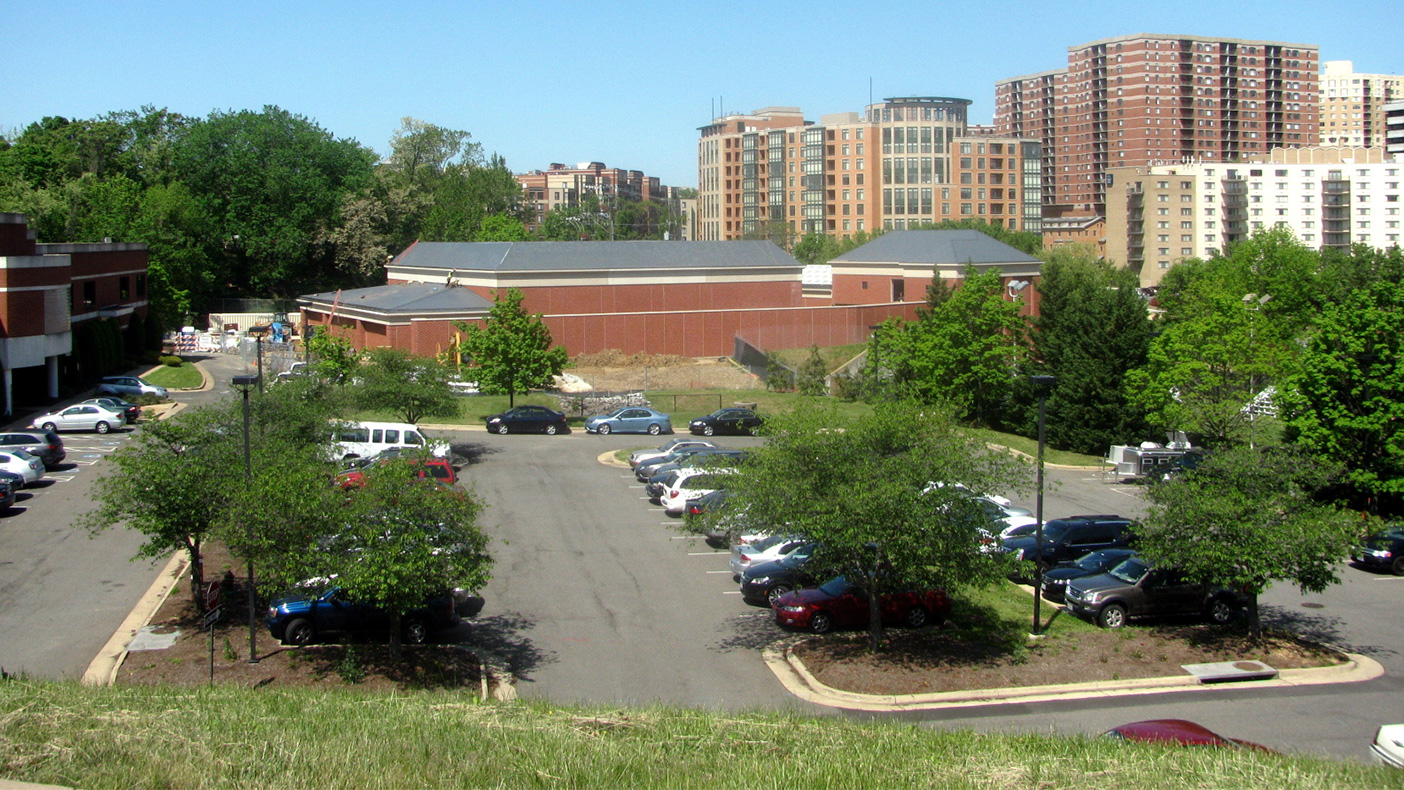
xmin=1320 ymin=61 xmax=1403 ymax=148
xmin=696 ymin=98 xmax=1042 ymax=244
xmin=996 ymin=34 xmax=1321 ymax=217
xmin=0 ymin=213 xmax=150 ymax=414
xmin=516 ymin=162 xmax=686 ymax=238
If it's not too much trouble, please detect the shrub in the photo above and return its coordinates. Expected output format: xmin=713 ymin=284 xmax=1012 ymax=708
xmin=161 ymin=355 xmax=184 ymax=367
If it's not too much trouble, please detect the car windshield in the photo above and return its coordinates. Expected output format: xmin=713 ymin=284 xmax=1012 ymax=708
xmin=1040 ymin=521 xmax=1072 ymax=542
xmin=750 ymin=534 xmax=791 ymax=552
xmin=1107 ymin=557 xmax=1150 ymax=585
xmin=1075 ymin=551 xmax=1115 ymax=571
xmin=817 ymin=576 xmax=852 ymax=596
xmin=1370 ymin=529 xmax=1404 ymax=543
xmin=777 ymin=550 xmax=811 ymax=567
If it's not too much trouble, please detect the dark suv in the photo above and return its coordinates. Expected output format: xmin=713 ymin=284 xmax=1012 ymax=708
xmin=0 ymin=431 xmax=65 ymax=470
xmin=1063 ymin=556 xmax=1246 ymax=629
xmin=1001 ymin=515 xmax=1136 ymax=569
xmin=266 ymin=586 xmax=475 ymax=645
xmin=1353 ymin=528 xmax=1404 ymax=576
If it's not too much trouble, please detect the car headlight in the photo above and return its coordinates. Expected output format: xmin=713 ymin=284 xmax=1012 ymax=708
xmin=778 ymin=605 xmax=805 ymax=613
xmin=1016 ymin=549 xmax=1026 ymax=561
xmin=748 ymin=576 xmax=770 ymax=585
xmin=266 ymin=607 xmax=278 ymax=619
xmin=1371 ymin=549 xmax=1393 ymax=558
xmin=1085 ymin=591 xmax=1106 ymax=605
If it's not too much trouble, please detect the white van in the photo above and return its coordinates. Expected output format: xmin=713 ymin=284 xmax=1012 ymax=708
xmin=330 ymin=421 xmax=449 ymax=461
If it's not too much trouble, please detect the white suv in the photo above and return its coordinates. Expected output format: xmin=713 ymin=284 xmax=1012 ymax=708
xmin=660 ymin=468 xmax=736 ymax=516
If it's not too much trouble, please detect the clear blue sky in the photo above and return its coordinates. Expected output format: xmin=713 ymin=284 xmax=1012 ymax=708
xmin=5 ymin=0 xmax=1401 ymax=188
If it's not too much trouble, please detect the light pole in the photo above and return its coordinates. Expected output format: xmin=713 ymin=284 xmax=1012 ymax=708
xmin=232 ymin=374 xmax=260 ymax=663
xmin=1030 ymin=374 xmax=1057 ymax=636
xmin=1242 ymin=293 xmax=1271 ymax=447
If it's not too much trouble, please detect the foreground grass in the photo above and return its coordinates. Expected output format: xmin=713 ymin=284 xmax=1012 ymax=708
xmin=0 ymin=681 xmax=1393 ymax=790
xmin=142 ymin=362 xmax=205 ymax=390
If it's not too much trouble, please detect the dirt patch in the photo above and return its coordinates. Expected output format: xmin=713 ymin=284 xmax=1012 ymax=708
xmin=117 ymin=544 xmax=487 ymax=692
xmin=791 ymin=625 xmax=1345 ymax=697
xmin=570 ymin=354 xmax=762 ymax=392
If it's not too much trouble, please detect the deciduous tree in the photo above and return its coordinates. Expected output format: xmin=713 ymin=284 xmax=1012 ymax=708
xmin=352 ymin=347 xmax=459 ymax=424
xmin=455 ymin=288 xmax=567 ymax=408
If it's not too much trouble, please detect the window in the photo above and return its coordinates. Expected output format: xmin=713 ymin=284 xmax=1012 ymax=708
xmin=119 ymin=277 xmax=130 ymax=300
xmin=82 ymin=281 xmax=96 ymax=310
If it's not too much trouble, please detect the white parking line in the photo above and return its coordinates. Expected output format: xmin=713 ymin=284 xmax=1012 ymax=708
xmin=705 ymin=570 xmax=732 ymax=574
xmin=721 ymin=591 xmax=743 ymax=595
xmin=687 ymin=551 xmax=728 ymax=556
xmin=628 ymin=485 xmax=644 ymax=489
xmin=1372 ymin=576 xmax=1404 ymax=581
xmin=46 ymin=475 xmax=77 ymax=482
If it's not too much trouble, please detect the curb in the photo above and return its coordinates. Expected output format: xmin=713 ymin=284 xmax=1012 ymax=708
xmin=597 ymin=450 xmax=631 ymax=468
xmin=82 ymin=552 xmax=188 ymax=686
xmin=420 ymin=422 xmax=488 ymax=433
xmin=762 ymin=640 xmax=1386 ymax=712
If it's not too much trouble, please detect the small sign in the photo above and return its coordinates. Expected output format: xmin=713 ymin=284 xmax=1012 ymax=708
xmin=201 ymin=606 xmax=223 ymax=632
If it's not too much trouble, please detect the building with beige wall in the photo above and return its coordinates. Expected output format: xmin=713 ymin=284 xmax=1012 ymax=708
xmin=1105 ymin=147 xmax=1401 ymax=287
xmin=997 ymin=34 xmax=1320 ymax=217
xmin=516 ymin=162 xmax=683 ymax=238
xmin=1320 ymin=61 xmax=1403 ymax=148
xmin=696 ymin=98 xmax=1041 ymax=244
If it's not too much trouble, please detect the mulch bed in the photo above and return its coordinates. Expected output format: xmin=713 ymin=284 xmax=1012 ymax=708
xmin=792 ymin=624 xmax=1345 ymax=697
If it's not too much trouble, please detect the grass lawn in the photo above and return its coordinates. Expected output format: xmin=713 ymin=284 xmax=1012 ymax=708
xmin=1 ymin=682 xmax=1396 ymax=789
xmin=771 ymin=342 xmax=868 ymax=372
xmin=963 ymin=426 xmax=1107 ymax=467
xmin=141 ymin=362 xmax=204 ymax=390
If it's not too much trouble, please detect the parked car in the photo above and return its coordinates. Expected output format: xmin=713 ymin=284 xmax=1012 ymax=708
xmin=0 ymin=477 xmax=16 ymax=511
xmin=336 ymin=456 xmax=458 ymax=490
xmin=740 ymin=547 xmax=819 ymax=606
xmin=773 ymin=576 xmax=952 ymax=634
xmin=585 ymin=407 xmax=672 ymax=436
xmin=1370 ymin=724 xmax=1404 ymax=769
xmin=31 ymin=403 xmax=126 ymax=434
xmin=628 ymin=438 xmax=716 ymax=469
xmin=485 ymin=406 xmax=569 ymax=435
xmin=0 ymin=431 xmax=65 ymax=470
xmin=661 ymin=468 xmax=736 ymax=516
xmin=1040 ymin=548 xmax=1139 ymax=603
xmin=266 ymin=585 xmax=474 ymax=646
xmin=730 ymin=535 xmax=811 ymax=579
xmin=635 ymin=447 xmax=746 ymax=482
xmin=1353 ymin=528 xmax=1404 ymax=576
xmin=0 ymin=450 xmax=44 ymax=487
xmin=1001 ymin=514 xmax=1137 ymax=570
xmin=1104 ymin=720 xmax=1274 ymax=752
xmin=689 ymin=408 xmax=762 ymax=436
xmin=1063 ymin=556 xmax=1246 ymax=629
xmin=83 ymin=397 xmax=142 ymax=424
xmin=96 ymin=375 xmax=167 ymax=399
xmin=330 ymin=421 xmax=448 ymax=461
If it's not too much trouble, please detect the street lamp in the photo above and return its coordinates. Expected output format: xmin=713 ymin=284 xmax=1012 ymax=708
xmin=232 ymin=374 xmax=260 ymax=663
xmin=1030 ymin=374 xmax=1057 ymax=636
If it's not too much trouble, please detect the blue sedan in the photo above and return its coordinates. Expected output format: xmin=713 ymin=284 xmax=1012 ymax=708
xmin=584 ymin=407 xmax=673 ymax=436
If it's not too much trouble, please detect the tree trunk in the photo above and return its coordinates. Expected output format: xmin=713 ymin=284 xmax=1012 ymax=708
xmin=187 ymin=539 xmax=206 ymax=615
xmin=388 ymin=611 xmax=403 ymax=660
xmin=867 ymin=588 xmax=883 ymax=653
xmin=1247 ymin=592 xmax=1261 ymax=642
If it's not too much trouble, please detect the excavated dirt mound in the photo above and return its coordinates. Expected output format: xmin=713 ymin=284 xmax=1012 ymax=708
xmin=569 ymin=353 xmax=762 ymax=392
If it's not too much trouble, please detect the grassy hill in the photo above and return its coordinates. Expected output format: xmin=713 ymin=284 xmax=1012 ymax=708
xmin=0 ymin=680 xmax=1397 ymax=789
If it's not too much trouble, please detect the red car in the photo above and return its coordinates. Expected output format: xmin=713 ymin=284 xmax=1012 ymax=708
xmin=337 ymin=457 xmax=457 ymax=490
xmin=772 ymin=576 xmax=951 ymax=634
xmin=1104 ymin=720 xmax=1276 ymax=753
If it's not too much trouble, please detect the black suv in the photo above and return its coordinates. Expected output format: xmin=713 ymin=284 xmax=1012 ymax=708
xmin=1001 ymin=515 xmax=1136 ymax=569
xmin=1063 ymin=556 xmax=1247 ymax=629
xmin=1353 ymin=528 xmax=1404 ymax=576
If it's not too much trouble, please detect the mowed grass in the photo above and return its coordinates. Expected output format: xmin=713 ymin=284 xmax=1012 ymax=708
xmin=141 ymin=362 xmax=204 ymax=390
xmin=0 ymin=681 xmax=1396 ymax=790
xmin=963 ymin=426 xmax=1107 ymax=467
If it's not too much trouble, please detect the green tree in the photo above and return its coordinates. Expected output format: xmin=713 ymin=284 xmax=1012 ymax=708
xmin=883 ymin=267 xmax=1024 ymax=426
xmin=305 ymin=327 xmax=360 ymax=383
xmin=383 ymin=117 xmax=478 ymax=190
xmin=1137 ymin=445 xmax=1362 ymax=638
xmin=1025 ymin=249 xmax=1151 ymax=453
xmin=1280 ymin=281 xmax=1404 ymax=513
xmin=352 ymin=347 xmax=458 ymax=424
xmin=476 ymin=214 xmax=529 ymax=241
xmin=796 ymin=345 xmax=829 ymax=396
xmin=455 ymin=288 xmax=567 ymax=408
xmin=714 ymin=402 xmax=1028 ymax=651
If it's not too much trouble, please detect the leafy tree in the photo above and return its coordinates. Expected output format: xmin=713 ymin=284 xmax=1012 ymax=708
xmin=1024 ymin=249 xmax=1151 ymax=453
xmin=383 ymin=117 xmax=478 ymax=189
xmin=308 ymin=461 xmax=490 ymax=657
xmin=1137 ymin=445 xmax=1362 ymax=638
xmin=763 ymin=351 xmax=794 ymax=392
xmin=1280 ymin=281 xmax=1404 ymax=513
xmin=419 ymin=154 xmax=528 ymax=242
xmin=715 ymin=402 xmax=1028 ymax=651
xmin=476 ymin=214 xmax=529 ymax=241
xmin=882 ymin=267 xmax=1024 ymax=426
xmin=305 ymin=327 xmax=360 ymax=383
xmin=791 ymin=233 xmax=842 ymax=266
xmin=352 ymin=347 xmax=458 ymax=424
xmin=796 ymin=346 xmax=829 ymax=396
xmin=455 ymin=288 xmax=567 ymax=407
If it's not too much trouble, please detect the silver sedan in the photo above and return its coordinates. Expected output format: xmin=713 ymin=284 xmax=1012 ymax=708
xmin=31 ymin=404 xmax=126 ymax=434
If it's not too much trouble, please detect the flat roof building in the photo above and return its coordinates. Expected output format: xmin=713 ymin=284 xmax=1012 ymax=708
xmin=1320 ymin=61 xmax=1403 ymax=149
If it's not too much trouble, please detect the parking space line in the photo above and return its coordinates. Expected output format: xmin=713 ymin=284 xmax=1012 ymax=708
xmin=721 ymin=591 xmax=742 ymax=595
xmin=46 ymin=475 xmax=77 ymax=482
xmin=628 ymin=485 xmax=644 ymax=489
xmin=1372 ymin=576 xmax=1404 ymax=581
xmin=705 ymin=570 xmax=732 ymax=574
xmin=687 ymin=551 xmax=728 ymax=556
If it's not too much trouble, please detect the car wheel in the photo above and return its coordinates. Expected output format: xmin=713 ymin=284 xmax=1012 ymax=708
xmin=404 ymin=619 xmax=428 ymax=645
xmin=545 ymin=424 xmax=558 ymax=435
xmin=95 ymin=421 xmax=110 ymax=434
xmin=1207 ymin=597 xmax=1236 ymax=625
xmin=903 ymin=606 xmax=929 ymax=628
xmin=766 ymin=584 xmax=792 ymax=606
xmin=598 ymin=424 xmax=611 ymax=435
xmin=1392 ymin=556 xmax=1404 ymax=577
xmin=40 ymin=422 xmax=57 ymax=433
xmin=702 ymin=425 xmax=715 ymax=436
xmin=809 ymin=611 xmax=834 ymax=634
xmin=496 ymin=424 xmax=509 ymax=435
xmin=283 ymin=618 xmax=315 ymax=646
xmin=648 ymin=423 xmax=661 ymax=436
xmin=1096 ymin=603 xmax=1127 ymax=629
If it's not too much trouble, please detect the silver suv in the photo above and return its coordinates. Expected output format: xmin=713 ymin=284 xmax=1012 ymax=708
xmin=97 ymin=375 xmax=167 ymax=399
xmin=0 ymin=431 xmax=65 ymax=470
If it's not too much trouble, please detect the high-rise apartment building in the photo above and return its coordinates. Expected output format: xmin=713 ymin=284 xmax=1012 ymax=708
xmin=696 ymin=98 xmax=1041 ymax=243
xmin=1388 ymin=100 xmax=1404 ymax=156
xmin=996 ymin=34 xmax=1320 ymax=216
xmin=1104 ymin=147 xmax=1401 ymax=287
xmin=1320 ymin=61 xmax=1403 ymax=148
xmin=516 ymin=162 xmax=683 ymax=238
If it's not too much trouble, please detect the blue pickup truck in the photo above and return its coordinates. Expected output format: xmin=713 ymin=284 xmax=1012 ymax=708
xmin=265 ymin=586 xmax=481 ymax=646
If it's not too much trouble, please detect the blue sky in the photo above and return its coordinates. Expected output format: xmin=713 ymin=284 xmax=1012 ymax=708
xmin=5 ymin=1 xmax=1401 ymax=188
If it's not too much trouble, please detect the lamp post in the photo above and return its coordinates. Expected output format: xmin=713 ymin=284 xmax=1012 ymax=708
xmin=1242 ymin=293 xmax=1271 ymax=448
xmin=232 ymin=374 xmax=260 ymax=663
xmin=1030 ymin=374 xmax=1057 ymax=636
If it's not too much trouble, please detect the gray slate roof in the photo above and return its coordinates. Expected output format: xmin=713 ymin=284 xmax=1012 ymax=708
xmin=298 ymin=282 xmax=492 ymax=314
xmin=831 ymin=230 xmax=1041 ymax=265
xmin=391 ymin=240 xmax=801 ymax=272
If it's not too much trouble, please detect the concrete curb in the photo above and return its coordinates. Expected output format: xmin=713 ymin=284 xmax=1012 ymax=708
xmin=597 ymin=450 xmax=631 ymax=468
xmin=82 ymin=552 xmax=187 ymax=686
xmin=420 ymin=422 xmax=488 ymax=433
xmin=762 ymin=639 xmax=1386 ymax=712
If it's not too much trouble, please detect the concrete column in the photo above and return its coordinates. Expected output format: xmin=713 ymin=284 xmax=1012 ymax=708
xmin=46 ymin=355 xmax=59 ymax=399
xmin=2 ymin=366 xmax=10 ymax=418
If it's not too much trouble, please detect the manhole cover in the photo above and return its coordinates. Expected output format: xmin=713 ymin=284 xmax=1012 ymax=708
xmin=1301 ymin=602 xmax=1325 ymax=609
